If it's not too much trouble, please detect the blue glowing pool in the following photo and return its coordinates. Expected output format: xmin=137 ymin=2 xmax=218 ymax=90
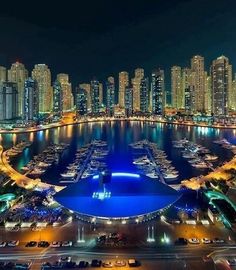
xmin=55 ymin=173 xmax=181 ymax=219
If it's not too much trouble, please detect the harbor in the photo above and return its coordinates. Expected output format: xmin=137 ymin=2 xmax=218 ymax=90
xmin=130 ymin=140 xmax=179 ymax=183
xmin=59 ymin=140 xmax=109 ymax=184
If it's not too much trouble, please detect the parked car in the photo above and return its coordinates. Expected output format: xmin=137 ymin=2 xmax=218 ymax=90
xmin=61 ymin=241 xmax=73 ymax=247
xmin=50 ymin=241 xmax=61 ymax=248
xmin=201 ymin=238 xmax=211 ymax=244
xmin=38 ymin=241 xmax=50 ymax=248
xmin=128 ymin=259 xmax=141 ymax=267
xmin=0 ymin=241 xmax=7 ymax=247
xmin=91 ymin=259 xmax=102 ymax=267
xmin=115 ymin=260 xmax=126 ymax=267
xmin=78 ymin=261 xmax=89 ymax=268
xmin=25 ymin=241 xmax=37 ymax=247
xmin=188 ymin=238 xmax=200 ymax=244
xmin=7 ymin=240 xmax=19 ymax=247
xmin=175 ymin=238 xmax=188 ymax=245
xmin=102 ymin=261 xmax=113 ymax=268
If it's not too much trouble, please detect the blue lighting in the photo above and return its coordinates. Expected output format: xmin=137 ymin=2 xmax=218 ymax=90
xmin=92 ymin=191 xmax=111 ymax=200
xmin=92 ymin=172 xmax=140 ymax=180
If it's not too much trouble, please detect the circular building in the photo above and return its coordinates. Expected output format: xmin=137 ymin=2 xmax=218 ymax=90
xmin=55 ymin=172 xmax=181 ymax=223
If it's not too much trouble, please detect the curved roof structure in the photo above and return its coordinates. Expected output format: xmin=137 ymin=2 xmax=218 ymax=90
xmin=55 ymin=173 xmax=181 ymax=219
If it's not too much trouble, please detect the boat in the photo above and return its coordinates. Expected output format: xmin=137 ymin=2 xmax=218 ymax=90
xmin=146 ymin=172 xmax=159 ymax=179
xmin=191 ymin=162 xmax=208 ymax=169
xmin=61 ymin=171 xmax=77 ymax=178
xmin=163 ymin=173 xmax=179 ymax=180
xmin=204 ymin=154 xmax=218 ymax=161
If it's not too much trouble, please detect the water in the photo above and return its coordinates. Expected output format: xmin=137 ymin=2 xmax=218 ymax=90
xmin=0 ymin=121 xmax=235 ymax=185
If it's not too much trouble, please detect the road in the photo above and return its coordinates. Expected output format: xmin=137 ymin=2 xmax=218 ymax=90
xmin=0 ymin=244 xmax=235 ymax=270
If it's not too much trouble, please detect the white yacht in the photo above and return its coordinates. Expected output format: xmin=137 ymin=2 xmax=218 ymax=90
xmin=61 ymin=171 xmax=77 ymax=178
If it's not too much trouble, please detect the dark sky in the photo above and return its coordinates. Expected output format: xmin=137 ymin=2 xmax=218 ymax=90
xmin=0 ymin=0 xmax=236 ymax=89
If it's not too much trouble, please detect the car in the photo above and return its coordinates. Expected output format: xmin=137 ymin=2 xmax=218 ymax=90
xmin=226 ymin=258 xmax=236 ymax=266
xmin=0 ymin=241 xmax=7 ymax=247
xmin=50 ymin=241 xmax=61 ymax=247
xmin=78 ymin=261 xmax=89 ymax=268
xmin=128 ymin=259 xmax=141 ymax=267
xmin=61 ymin=241 xmax=73 ymax=247
xmin=26 ymin=241 xmax=37 ymax=247
xmin=102 ymin=261 xmax=113 ymax=268
xmin=59 ymin=256 xmax=71 ymax=262
xmin=212 ymin=238 xmax=225 ymax=244
xmin=175 ymin=238 xmax=188 ymax=245
xmin=188 ymin=238 xmax=200 ymax=244
xmin=11 ymin=226 xmax=20 ymax=232
xmin=91 ymin=259 xmax=102 ymax=267
xmin=115 ymin=260 xmax=126 ymax=267
xmin=38 ymin=241 xmax=50 ymax=248
xmin=7 ymin=240 xmax=19 ymax=247
xmin=201 ymin=238 xmax=211 ymax=244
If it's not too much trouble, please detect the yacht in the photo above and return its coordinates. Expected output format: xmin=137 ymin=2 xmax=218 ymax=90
xmin=163 ymin=173 xmax=179 ymax=180
xmin=204 ymin=154 xmax=218 ymax=161
xmin=61 ymin=171 xmax=77 ymax=178
xmin=146 ymin=172 xmax=159 ymax=179
xmin=191 ymin=162 xmax=208 ymax=169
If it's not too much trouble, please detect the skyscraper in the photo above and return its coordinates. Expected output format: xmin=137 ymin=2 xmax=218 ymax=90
xmin=8 ymin=62 xmax=28 ymax=116
xmin=57 ymin=73 xmax=74 ymax=111
xmin=53 ymin=80 xmax=63 ymax=117
xmin=182 ymin=68 xmax=195 ymax=114
xmin=0 ymin=66 xmax=7 ymax=83
xmin=211 ymin=56 xmax=231 ymax=116
xmin=32 ymin=64 xmax=52 ymax=113
xmin=171 ymin=66 xmax=184 ymax=109
xmin=140 ymin=77 xmax=149 ymax=113
xmin=132 ymin=68 xmax=144 ymax=112
xmin=151 ymin=69 xmax=165 ymax=116
xmin=76 ymin=88 xmax=88 ymax=116
xmin=23 ymin=78 xmax=39 ymax=122
xmin=204 ymin=73 xmax=212 ymax=115
xmin=79 ymin=84 xmax=91 ymax=112
xmin=125 ymin=86 xmax=133 ymax=117
xmin=91 ymin=79 xmax=100 ymax=114
xmin=191 ymin=55 xmax=205 ymax=113
xmin=232 ymin=74 xmax=236 ymax=112
xmin=106 ymin=76 xmax=115 ymax=116
xmin=119 ymin=71 xmax=129 ymax=108
xmin=0 ymin=82 xmax=18 ymax=121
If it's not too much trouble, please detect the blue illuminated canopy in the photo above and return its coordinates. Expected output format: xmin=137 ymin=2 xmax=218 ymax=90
xmin=55 ymin=172 xmax=181 ymax=219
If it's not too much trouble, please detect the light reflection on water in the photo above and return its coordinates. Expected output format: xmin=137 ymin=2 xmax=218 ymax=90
xmin=0 ymin=121 xmax=234 ymax=185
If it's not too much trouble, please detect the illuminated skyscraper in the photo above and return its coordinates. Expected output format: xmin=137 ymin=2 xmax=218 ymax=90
xmin=53 ymin=80 xmax=63 ymax=117
xmin=125 ymin=86 xmax=133 ymax=117
xmin=91 ymin=79 xmax=100 ymax=114
xmin=171 ymin=66 xmax=184 ymax=109
xmin=23 ymin=78 xmax=39 ymax=122
xmin=182 ymin=68 xmax=195 ymax=114
xmin=32 ymin=64 xmax=52 ymax=113
xmin=8 ymin=62 xmax=28 ymax=116
xmin=0 ymin=66 xmax=6 ymax=83
xmin=211 ymin=56 xmax=231 ymax=116
xmin=57 ymin=73 xmax=74 ymax=111
xmin=106 ymin=76 xmax=115 ymax=116
xmin=151 ymin=69 xmax=165 ymax=116
xmin=204 ymin=73 xmax=212 ymax=115
xmin=119 ymin=71 xmax=129 ymax=108
xmin=79 ymin=83 xmax=91 ymax=112
xmin=132 ymin=68 xmax=144 ymax=112
xmin=76 ymin=88 xmax=87 ymax=116
xmin=232 ymin=74 xmax=236 ymax=111
xmin=0 ymin=82 xmax=18 ymax=121
xmin=140 ymin=77 xmax=149 ymax=113
xmin=191 ymin=55 xmax=205 ymax=112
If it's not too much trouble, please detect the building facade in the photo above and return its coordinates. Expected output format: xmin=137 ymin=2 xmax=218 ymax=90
xmin=119 ymin=71 xmax=129 ymax=108
xmin=151 ymin=69 xmax=165 ymax=116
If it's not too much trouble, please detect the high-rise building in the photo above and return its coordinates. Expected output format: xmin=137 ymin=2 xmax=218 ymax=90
xmin=171 ymin=66 xmax=184 ymax=109
xmin=125 ymin=86 xmax=133 ymax=117
xmin=132 ymin=68 xmax=144 ymax=112
xmin=79 ymin=84 xmax=91 ymax=112
xmin=151 ymin=69 xmax=165 ymax=116
xmin=23 ymin=78 xmax=39 ymax=122
xmin=76 ymin=88 xmax=88 ymax=116
xmin=227 ymin=64 xmax=233 ymax=111
xmin=211 ymin=56 xmax=231 ymax=116
xmin=106 ymin=76 xmax=115 ymax=116
xmin=57 ymin=73 xmax=74 ymax=111
xmin=91 ymin=79 xmax=100 ymax=114
xmin=53 ymin=80 xmax=63 ymax=117
xmin=119 ymin=71 xmax=129 ymax=108
xmin=204 ymin=73 xmax=212 ymax=115
xmin=0 ymin=82 xmax=18 ymax=121
xmin=32 ymin=64 xmax=52 ymax=113
xmin=191 ymin=55 xmax=205 ymax=112
xmin=0 ymin=66 xmax=7 ymax=83
xmin=99 ymin=83 xmax=103 ymax=107
xmin=8 ymin=62 xmax=28 ymax=116
xmin=182 ymin=68 xmax=196 ymax=114
xmin=140 ymin=77 xmax=149 ymax=113
xmin=232 ymin=74 xmax=236 ymax=112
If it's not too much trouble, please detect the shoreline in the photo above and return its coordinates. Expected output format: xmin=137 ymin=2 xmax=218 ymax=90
xmin=0 ymin=117 xmax=235 ymax=134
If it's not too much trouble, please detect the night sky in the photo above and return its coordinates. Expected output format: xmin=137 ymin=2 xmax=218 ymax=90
xmin=0 ymin=0 xmax=236 ymax=89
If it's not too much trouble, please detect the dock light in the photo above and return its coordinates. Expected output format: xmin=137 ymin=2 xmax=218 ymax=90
xmin=93 ymin=172 xmax=140 ymax=180
xmin=161 ymin=233 xmax=170 ymax=244
xmin=107 ymin=220 xmax=112 ymax=225
xmin=121 ymin=220 xmax=127 ymax=224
